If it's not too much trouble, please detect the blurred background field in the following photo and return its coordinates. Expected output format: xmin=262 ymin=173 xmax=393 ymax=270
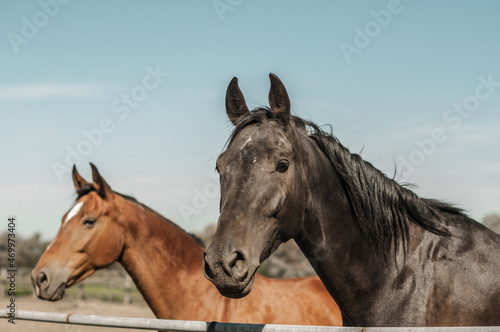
xmin=1 ymin=267 xmax=152 ymax=331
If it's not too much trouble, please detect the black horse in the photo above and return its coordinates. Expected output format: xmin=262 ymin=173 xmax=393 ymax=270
xmin=203 ymin=74 xmax=500 ymax=326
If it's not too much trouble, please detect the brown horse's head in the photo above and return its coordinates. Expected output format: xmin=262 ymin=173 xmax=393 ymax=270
xmin=204 ymin=74 xmax=310 ymax=298
xmin=31 ymin=164 xmax=126 ymax=301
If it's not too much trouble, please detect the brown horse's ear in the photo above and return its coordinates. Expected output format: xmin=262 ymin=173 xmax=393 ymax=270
xmin=72 ymin=165 xmax=88 ymax=192
xmin=226 ymin=77 xmax=250 ymax=125
xmin=90 ymin=163 xmax=113 ymax=199
xmin=268 ymin=73 xmax=291 ymax=121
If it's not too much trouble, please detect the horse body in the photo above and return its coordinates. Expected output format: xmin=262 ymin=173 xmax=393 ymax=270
xmin=31 ymin=164 xmax=341 ymax=326
xmin=297 ymin=156 xmax=500 ymax=325
xmin=203 ymin=74 xmax=500 ymax=326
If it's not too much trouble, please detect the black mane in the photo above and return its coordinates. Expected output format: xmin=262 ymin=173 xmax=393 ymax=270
xmin=228 ymin=108 xmax=465 ymax=261
xmin=76 ymin=184 xmax=96 ymax=200
xmin=75 ymin=184 xmax=205 ymax=248
xmin=76 ymin=184 xmax=139 ymax=203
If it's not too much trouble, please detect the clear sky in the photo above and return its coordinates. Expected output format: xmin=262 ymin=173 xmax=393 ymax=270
xmin=1 ymin=0 xmax=499 ymax=240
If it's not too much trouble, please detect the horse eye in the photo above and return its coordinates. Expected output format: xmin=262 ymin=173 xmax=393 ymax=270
xmin=82 ymin=218 xmax=97 ymax=227
xmin=276 ymin=161 xmax=289 ymax=173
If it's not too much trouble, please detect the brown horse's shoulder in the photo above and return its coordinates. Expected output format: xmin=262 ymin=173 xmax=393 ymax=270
xmin=250 ymin=274 xmax=342 ymax=326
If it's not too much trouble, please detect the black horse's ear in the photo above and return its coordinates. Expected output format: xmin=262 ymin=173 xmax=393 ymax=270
xmin=268 ymin=73 xmax=291 ymax=121
xmin=90 ymin=163 xmax=113 ymax=199
xmin=226 ymin=77 xmax=249 ymax=125
xmin=72 ymin=165 xmax=88 ymax=192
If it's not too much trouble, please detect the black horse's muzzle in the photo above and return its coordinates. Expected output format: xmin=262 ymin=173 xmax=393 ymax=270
xmin=203 ymin=246 xmax=257 ymax=299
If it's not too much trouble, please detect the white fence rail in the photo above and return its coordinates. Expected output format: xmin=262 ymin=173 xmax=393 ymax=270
xmin=2 ymin=310 xmax=500 ymax=332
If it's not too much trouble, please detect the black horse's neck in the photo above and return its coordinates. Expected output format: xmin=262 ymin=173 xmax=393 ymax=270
xmin=294 ymin=134 xmax=390 ymax=325
xmin=292 ymin=123 xmax=477 ymax=326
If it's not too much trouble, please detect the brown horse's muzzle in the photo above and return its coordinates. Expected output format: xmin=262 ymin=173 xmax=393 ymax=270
xmin=203 ymin=246 xmax=258 ymax=299
xmin=31 ymin=267 xmax=68 ymax=301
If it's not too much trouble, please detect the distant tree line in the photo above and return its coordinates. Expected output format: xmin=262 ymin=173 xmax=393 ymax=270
xmin=0 ymin=232 xmax=49 ymax=269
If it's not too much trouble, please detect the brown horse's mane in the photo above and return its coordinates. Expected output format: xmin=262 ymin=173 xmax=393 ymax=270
xmin=228 ymin=108 xmax=466 ymax=262
xmin=75 ymin=184 xmax=205 ymax=248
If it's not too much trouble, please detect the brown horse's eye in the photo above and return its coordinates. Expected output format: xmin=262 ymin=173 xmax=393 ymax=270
xmin=276 ymin=161 xmax=289 ymax=173
xmin=82 ymin=218 xmax=97 ymax=227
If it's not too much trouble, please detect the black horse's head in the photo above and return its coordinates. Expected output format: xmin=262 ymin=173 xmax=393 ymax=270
xmin=203 ymin=74 xmax=312 ymax=298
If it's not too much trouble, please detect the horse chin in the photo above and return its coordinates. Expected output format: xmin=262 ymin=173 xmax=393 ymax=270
xmin=35 ymin=282 xmax=67 ymax=302
xmin=48 ymin=283 xmax=67 ymax=301
xmin=217 ymin=267 xmax=258 ymax=299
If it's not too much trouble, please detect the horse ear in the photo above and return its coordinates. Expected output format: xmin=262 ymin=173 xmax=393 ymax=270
xmin=72 ymin=165 xmax=88 ymax=192
xmin=226 ymin=77 xmax=249 ymax=125
xmin=90 ymin=163 xmax=113 ymax=199
xmin=268 ymin=73 xmax=291 ymax=121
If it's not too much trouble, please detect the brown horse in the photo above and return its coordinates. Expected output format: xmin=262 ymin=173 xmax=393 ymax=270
xmin=31 ymin=163 xmax=342 ymax=325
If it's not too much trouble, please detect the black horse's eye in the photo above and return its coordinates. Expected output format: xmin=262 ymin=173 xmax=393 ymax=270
xmin=82 ymin=218 xmax=97 ymax=227
xmin=276 ymin=160 xmax=289 ymax=173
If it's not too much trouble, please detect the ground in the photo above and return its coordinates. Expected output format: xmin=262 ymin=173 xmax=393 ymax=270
xmin=2 ymin=295 xmax=155 ymax=332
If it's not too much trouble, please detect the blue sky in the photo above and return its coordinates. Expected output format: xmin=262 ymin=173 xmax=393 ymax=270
xmin=1 ymin=0 xmax=499 ymax=240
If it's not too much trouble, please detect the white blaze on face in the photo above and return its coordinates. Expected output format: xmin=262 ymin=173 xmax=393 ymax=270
xmin=45 ymin=241 xmax=54 ymax=251
xmin=64 ymin=201 xmax=84 ymax=225
xmin=44 ymin=201 xmax=84 ymax=253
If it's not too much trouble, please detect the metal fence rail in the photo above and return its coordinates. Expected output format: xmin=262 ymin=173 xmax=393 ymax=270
xmin=2 ymin=310 xmax=500 ymax=332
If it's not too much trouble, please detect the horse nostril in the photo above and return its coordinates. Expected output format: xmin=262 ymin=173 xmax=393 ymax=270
xmin=36 ymin=272 xmax=48 ymax=286
xmin=228 ymin=251 xmax=248 ymax=282
xmin=229 ymin=251 xmax=244 ymax=268
xmin=203 ymin=253 xmax=215 ymax=280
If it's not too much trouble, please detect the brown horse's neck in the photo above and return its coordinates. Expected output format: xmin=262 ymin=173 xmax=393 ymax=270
xmin=116 ymin=197 xmax=214 ymax=319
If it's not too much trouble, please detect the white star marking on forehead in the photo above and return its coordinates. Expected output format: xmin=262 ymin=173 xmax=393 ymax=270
xmin=64 ymin=201 xmax=84 ymax=224
xmin=240 ymin=136 xmax=252 ymax=150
